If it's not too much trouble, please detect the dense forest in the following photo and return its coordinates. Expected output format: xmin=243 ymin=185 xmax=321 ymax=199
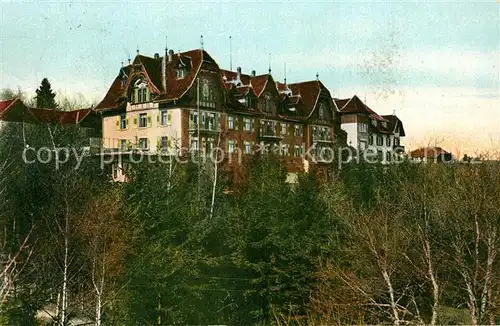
xmin=0 ymin=118 xmax=498 ymax=325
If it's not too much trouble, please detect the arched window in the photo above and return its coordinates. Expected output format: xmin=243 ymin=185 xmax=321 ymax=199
xmin=131 ymin=78 xmax=149 ymax=104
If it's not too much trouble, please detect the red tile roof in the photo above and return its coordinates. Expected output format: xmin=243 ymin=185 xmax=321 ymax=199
xmin=338 ymin=95 xmax=387 ymax=121
xmin=1 ymin=98 xmax=95 ymax=125
xmin=381 ymin=114 xmax=406 ymax=137
xmin=410 ymin=147 xmax=450 ymax=159
xmin=221 ymin=69 xmax=251 ymax=86
xmin=0 ymin=99 xmax=16 ymax=116
xmin=288 ymin=80 xmax=322 ymax=117
xmin=135 ymin=55 xmax=162 ymax=93
xmin=29 ymin=108 xmax=92 ymax=124
xmin=249 ymin=74 xmax=270 ymax=97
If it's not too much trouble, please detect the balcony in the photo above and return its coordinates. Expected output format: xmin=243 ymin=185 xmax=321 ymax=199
xmin=311 ymin=126 xmax=333 ymax=143
xmin=188 ymin=121 xmax=220 ymax=134
xmin=257 ymin=122 xmax=282 ymax=141
xmin=312 ymin=133 xmax=333 ymax=143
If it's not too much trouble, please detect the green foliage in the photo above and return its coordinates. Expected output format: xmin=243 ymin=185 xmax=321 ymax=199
xmin=35 ymin=78 xmax=57 ymax=109
xmin=1 ymin=118 xmax=499 ymax=325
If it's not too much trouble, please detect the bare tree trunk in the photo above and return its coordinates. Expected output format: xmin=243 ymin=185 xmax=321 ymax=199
xmin=60 ymin=215 xmax=69 ymax=326
xmin=423 ymin=235 xmax=439 ymax=325
xmin=463 ymin=271 xmax=478 ymax=326
xmin=381 ymin=269 xmax=400 ymax=326
xmin=91 ymin=245 xmax=106 ymax=326
xmin=482 ymin=226 xmax=497 ymax=325
xmin=209 ymin=132 xmax=221 ymax=220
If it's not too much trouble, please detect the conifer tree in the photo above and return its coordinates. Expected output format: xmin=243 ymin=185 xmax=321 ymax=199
xmin=35 ymin=78 xmax=57 ymax=109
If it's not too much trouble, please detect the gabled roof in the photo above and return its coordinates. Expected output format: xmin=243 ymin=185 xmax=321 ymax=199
xmin=0 ymin=98 xmax=37 ymax=122
xmin=0 ymin=99 xmax=16 ymax=115
xmin=410 ymin=147 xmax=451 ymax=159
xmin=337 ymin=95 xmax=387 ymax=121
xmin=0 ymin=98 xmax=96 ymax=125
xmin=94 ymin=65 xmax=131 ymax=111
xmin=96 ymin=50 xmax=209 ymax=110
xmin=382 ymin=114 xmax=406 ymax=137
xmin=135 ymin=55 xmax=163 ymax=93
xmin=287 ymin=80 xmax=322 ymax=118
xmin=28 ymin=108 xmax=94 ymax=125
xmin=250 ymin=74 xmax=270 ymax=97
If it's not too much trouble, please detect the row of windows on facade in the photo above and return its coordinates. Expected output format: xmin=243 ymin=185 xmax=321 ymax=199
xmin=188 ymin=111 xmax=307 ymax=137
xmin=357 ymin=122 xmax=392 ymax=134
xmin=368 ymin=134 xmax=401 ymax=147
xmin=129 ymin=80 xmax=327 ymax=120
xmin=117 ymin=109 xmax=327 ymax=141
xmin=116 ymin=136 xmax=173 ymax=151
xmin=117 ymin=111 xmax=172 ymax=130
xmin=129 ymin=78 xmax=216 ymax=106
xmin=114 ymin=135 xmax=307 ymax=158
xmin=189 ymin=137 xmax=307 ymax=157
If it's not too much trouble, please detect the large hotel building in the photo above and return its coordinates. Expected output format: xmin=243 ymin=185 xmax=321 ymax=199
xmin=0 ymin=46 xmax=405 ymax=181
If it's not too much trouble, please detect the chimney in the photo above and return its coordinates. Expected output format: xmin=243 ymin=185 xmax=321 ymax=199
xmin=154 ymin=53 xmax=160 ymax=59
xmin=251 ymin=70 xmax=256 ymax=77
xmin=237 ymin=66 xmax=242 ymax=76
xmin=168 ymin=49 xmax=174 ymax=62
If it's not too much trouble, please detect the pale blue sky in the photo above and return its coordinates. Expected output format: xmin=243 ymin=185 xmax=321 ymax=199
xmin=0 ymin=1 xmax=499 ymax=153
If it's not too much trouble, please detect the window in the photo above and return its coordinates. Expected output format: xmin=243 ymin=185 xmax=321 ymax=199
xmin=358 ymin=123 xmax=368 ymax=133
xmin=281 ymin=123 xmax=288 ymax=136
xmin=138 ymin=88 xmax=147 ymax=103
xmin=132 ymin=79 xmax=149 ymax=103
xmin=385 ymin=151 xmax=391 ymax=163
xmin=260 ymin=120 xmax=277 ymax=136
xmin=191 ymin=137 xmax=199 ymax=152
xmin=377 ymin=136 xmax=383 ymax=146
xmin=371 ymin=119 xmax=377 ymax=127
xmin=177 ymin=68 xmax=186 ymax=79
xmin=119 ymin=114 xmax=127 ymax=129
xmin=294 ymin=125 xmax=302 ymax=136
xmin=139 ymin=138 xmax=149 ymax=150
xmin=294 ymin=145 xmax=301 ymax=157
xmin=160 ymin=111 xmax=171 ymax=125
xmin=160 ymin=136 xmax=169 ymax=151
xmin=190 ymin=111 xmax=198 ymax=129
xmin=228 ymin=140 xmax=236 ymax=154
xmin=369 ymin=135 xmax=373 ymax=145
xmin=138 ymin=113 xmax=148 ymax=128
xmin=394 ymin=137 xmax=400 ymax=146
xmin=119 ymin=139 xmax=127 ymax=151
xmin=243 ymin=118 xmax=253 ymax=132
xmin=228 ymin=116 xmax=235 ymax=130
xmin=112 ymin=164 xmax=118 ymax=179
xmin=281 ymin=143 xmax=290 ymax=156
xmin=386 ymin=136 xmax=391 ymax=147
xmin=244 ymin=141 xmax=252 ymax=154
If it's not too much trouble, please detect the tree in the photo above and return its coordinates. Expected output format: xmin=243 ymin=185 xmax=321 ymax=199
xmin=35 ymin=78 xmax=57 ymax=109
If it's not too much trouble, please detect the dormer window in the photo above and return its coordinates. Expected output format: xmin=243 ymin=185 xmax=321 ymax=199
xmin=132 ymin=79 xmax=149 ymax=104
xmin=177 ymin=68 xmax=186 ymax=79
